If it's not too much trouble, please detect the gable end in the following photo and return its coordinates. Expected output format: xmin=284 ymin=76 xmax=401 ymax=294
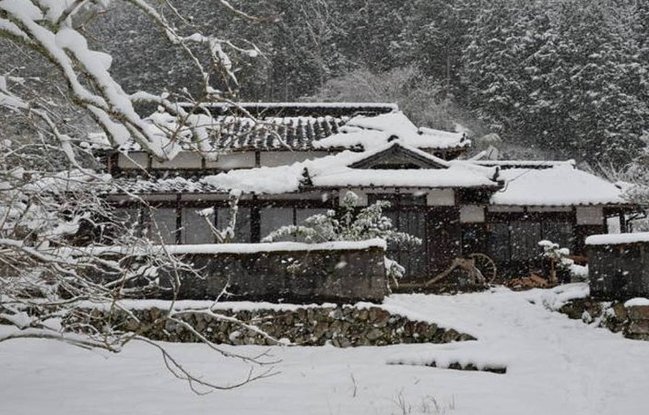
xmin=349 ymin=144 xmax=448 ymax=170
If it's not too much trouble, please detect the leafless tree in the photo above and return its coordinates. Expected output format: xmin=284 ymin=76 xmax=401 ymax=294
xmin=0 ymin=0 xmax=277 ymax=392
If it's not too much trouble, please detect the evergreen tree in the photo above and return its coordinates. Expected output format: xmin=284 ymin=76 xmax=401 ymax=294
xmin=394 ymin=0 xmax=477 ymax=95
xmin=462 ymin=0 xmax=649 ymax=164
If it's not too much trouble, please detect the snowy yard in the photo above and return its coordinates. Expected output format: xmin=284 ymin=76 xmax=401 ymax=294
xmin=1 ymin=285 xmax=648 ymax=415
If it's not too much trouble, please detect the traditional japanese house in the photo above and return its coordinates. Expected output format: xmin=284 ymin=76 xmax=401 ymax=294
xmin=102 ymin=103 xmax=636 ymax=281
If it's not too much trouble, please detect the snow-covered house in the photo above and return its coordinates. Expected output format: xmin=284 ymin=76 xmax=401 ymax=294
xmin=102 ymin=103 xmax=634 ymax=280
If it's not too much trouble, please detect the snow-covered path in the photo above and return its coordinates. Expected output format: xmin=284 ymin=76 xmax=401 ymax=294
xmin=1 ymin=286 xmax=647 ymax=415
xmin=385 ymin=287 xmax=649 ymax=414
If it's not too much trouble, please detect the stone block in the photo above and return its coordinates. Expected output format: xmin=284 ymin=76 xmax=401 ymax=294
xmin=627 ymin=305 xmax=649 ymax=321
xmin=612 ymin=302 xmax=628 ymax=321
xmin=628 ymin=319 xmax=649 ymax=335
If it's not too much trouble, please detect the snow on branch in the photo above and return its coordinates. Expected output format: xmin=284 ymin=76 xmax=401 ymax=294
xmin=0 ymin=1 xmax=274 ymax=391
xmin=0 ymin=0 xmax=260 ymax=161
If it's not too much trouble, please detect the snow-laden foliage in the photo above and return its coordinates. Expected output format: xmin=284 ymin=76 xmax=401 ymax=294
xmin=0 ymin=0 xmax=260 ymax=161
xmin=307 ymin=66 xmax=464 ymax=133
xmin=461 ymin=0 xmax=649 ymax=164
xmin=0 ymin=137 xmax=275 ymax=387
xmin=623 ymin=132 xmax=649 ymax=207
xmin=0 ymin=2 xmax=274 ymax=391
xmin=263 ymin=191 xmax=421 ymax=280
xmin=539 ymin=240 xmax=587 ymax=282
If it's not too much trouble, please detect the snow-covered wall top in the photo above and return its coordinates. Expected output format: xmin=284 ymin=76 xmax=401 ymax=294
xmin=62 ymin=239 xmax=387 ymax=256
xmin=585 ymin=232 xmax=649 ymax=246
xmin=490 ymin=164 xmax=626 ymax=206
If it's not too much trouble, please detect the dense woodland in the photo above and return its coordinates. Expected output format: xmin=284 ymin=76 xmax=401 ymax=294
xmin=1 ymin=0 xmax=648 ymax=166
xmin=78 ymin=0 xmax=649 ymax=166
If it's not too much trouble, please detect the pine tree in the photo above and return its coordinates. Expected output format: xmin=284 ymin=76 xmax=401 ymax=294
xmin=548 ymin=0 xmax=648 ymax=162
xmin=461 ymin=0 xmax=649 ymax=164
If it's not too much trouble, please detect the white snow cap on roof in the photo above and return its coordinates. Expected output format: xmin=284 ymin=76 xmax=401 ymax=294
xmin=585 ymin=232 xmax=649 ymax=246
xmin=311 ymin=167 xmax=496 ymax=189
xmin=313 ymin=111 xmax=469 ymax=150
xmin=491 ymin=163 xmax=626 ymax=206
xmin=311 ymin=141 xmax=495 ymax=189
xmin=202 ymin=140 xmax=496 ymax=194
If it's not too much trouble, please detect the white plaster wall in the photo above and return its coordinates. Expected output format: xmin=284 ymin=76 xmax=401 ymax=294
xmin=460 ymin=205 xmax=485 ymax=223
xmin=204 ymin=152 xmax=256 ymax=170
xmin=151 ymin=152 xmax=203 ymax=169
xmin=527 ymin=206 xmax=573 ymax=213
xmin=576 ymin=206 xmax=604 ymax=225
xmin=260 ymin=151 xmax=330 ymax=167
xmin=426 ymin=189 xmax=455 ymax=206
xmin=117 ymin=152 xmax=150 ymax=169
xmin=488 ymin=205 xmax=525 ymax=213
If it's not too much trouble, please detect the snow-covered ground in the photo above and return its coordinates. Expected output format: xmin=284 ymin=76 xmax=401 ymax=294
xmin=1 ymin=285 xmax=648 ymax=415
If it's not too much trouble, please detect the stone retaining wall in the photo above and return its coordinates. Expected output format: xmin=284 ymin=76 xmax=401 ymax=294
xmin=67 ymin=305 xmax=475 ymax=347
xmin=559 ymin=299 xmax=649 ymax=341
xmin=607 ymin=303 xmax=649 ymax=340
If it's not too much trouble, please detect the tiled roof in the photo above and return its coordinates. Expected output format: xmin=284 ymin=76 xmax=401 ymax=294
xmin=107 ymin=176 xmax=223 ymax=194
xmin=209 ymin=115 xmax=345 ymax=151
xmin=194 ymin=102 xmax=397 ymax=152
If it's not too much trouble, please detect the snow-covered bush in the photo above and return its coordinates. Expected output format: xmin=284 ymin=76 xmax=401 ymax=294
xmin=538 ymin=240 xmax=588 ymax=283
xmin=263 ymin=191 xmax=421 ymax=281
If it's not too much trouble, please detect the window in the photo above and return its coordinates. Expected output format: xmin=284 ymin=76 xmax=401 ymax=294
xmin=181 ymin=208 xmax=215 ymax=244
xmin=217 ymin=207 xmax=251 ymax=242
xmin=487 ymin=216 xmax=575 ymax=262
xmin=149 ymin=207 xmax=177 ymax=244
xmin=367 ymin=193 xmax=428 ymax=277
xmin=260 ymin=207 xmax=294 ymax=240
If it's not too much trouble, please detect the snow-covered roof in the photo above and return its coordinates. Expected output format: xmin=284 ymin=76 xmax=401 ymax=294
xmin=107 ymin=176 xmax=222 ymax=194
xmin=98 ymin=103 xmax=470 ymax=155
xmin=585 ymin=232 xmax=649 ymax=246
xmin=311 ymin=168 xmax=497 ymax=189
xmin=490 ymin=163 xmax=626 ymax=206
xmin=474 ymin=160 xmax=575 ymax=169
xmin=313 ymin=112 xmax=469 ymax=151
xmin=201 ymin=102 xmax=399 ymax=114
xmin=146 ymin=110 xmax=348 ymax=152
xmin=201 ymin=141 xmax=498 ymax=194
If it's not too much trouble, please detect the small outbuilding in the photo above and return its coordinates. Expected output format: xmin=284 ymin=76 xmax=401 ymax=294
xmin=586 ymin=233 xmax=649 ymax=300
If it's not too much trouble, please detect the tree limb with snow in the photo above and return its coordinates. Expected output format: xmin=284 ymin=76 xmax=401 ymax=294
xmin=0 ymin=0 xmax=276 ymax=392
xmin=0 ymin=0 xmax=260 ymax=160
